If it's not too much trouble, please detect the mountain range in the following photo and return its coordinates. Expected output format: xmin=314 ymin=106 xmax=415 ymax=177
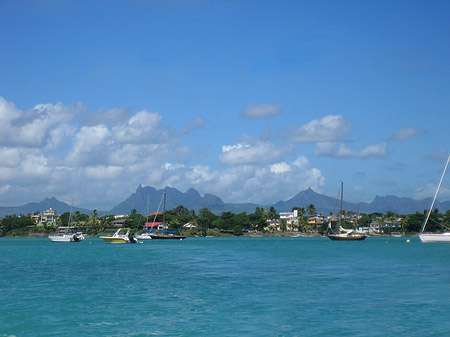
xmin=1 ymin=185 xmax=449 ymax=218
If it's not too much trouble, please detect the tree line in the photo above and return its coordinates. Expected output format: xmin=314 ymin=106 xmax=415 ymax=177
xmin=0 ymin=204 xmax=449 ymax=237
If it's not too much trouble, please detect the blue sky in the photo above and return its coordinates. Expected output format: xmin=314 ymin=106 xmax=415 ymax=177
xmin=0 ymin=0 xmax=449 ymax=211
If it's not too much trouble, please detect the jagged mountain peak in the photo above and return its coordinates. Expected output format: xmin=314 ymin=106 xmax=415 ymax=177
xmin=1 ymin=187 xmax=449 ymax=218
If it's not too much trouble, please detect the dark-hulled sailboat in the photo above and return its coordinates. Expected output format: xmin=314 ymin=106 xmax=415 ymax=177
xmin=327 ymin=182 xmax=366 ymax=241
xmin=148 ymin=189 xmax=186 ymax=240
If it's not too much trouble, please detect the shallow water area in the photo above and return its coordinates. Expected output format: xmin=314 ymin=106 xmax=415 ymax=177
xmin=1 ymin=236 xmax=449 ymax=336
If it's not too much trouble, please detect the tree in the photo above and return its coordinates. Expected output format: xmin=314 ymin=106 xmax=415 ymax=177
xmin=60 ymin=212 xmax=71 ymax=226
xmin=292 ymin=206 xmax=306 ymax=216
xmin=279 ymin=219 xmax=287 ymax=231
xmin=125 ymin=213 xmax=145 ymax=230
xmin=233 ymin=225 xmax=243 ymax=236
xmin=307 ymin=204 xmax=316 ymax=216
xmin=197 ymin=208 xmax=217 ymax=235
xmin=268 ymin=207 xmax=278 ymax=220
xmin=233 ymin=213 xmax=250 ymax=231
xmin=249 ymin=212 xmax=266 ymax=232
xmin=404 ymin=212 xmax=425 ymax=232
xmin=1 ymin=215 xmax=34 ymax=235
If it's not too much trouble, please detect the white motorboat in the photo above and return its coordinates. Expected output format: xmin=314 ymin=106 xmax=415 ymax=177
xmin=48 ymin=227 xmax=85 ymax=242
xmin=100 ymin=228 xmax=136 ymax=243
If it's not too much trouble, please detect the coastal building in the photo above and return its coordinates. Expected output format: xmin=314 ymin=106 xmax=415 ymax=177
xmin=112 ymin=218 xmax=126 ymax=227
xmin=279 ymin=210 xmax=299 ymax=231
xmin=41 ymin=208 xmax=59 ymax=223
xmin=308 ymin=214 xmax=325 ymax=226
xmin=31 ymin=214 xmax=40 ymax=224
xmin=369 ymin=221 xmax=381 ymax=234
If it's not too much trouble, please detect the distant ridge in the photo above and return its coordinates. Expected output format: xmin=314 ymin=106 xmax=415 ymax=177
xmin=107 ymin=185 xmax=225 ymax=215
xmin=0 ymin=186 xmax=449 ymax=217
xmin=0 ymin=197 xmax=92 ymax=218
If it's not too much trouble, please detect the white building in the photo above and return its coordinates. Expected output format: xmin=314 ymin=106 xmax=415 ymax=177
xmin=41 ymin=208 xmax=59 ymax=223
xmin=279 ymin=210 xmax=299 ymax=231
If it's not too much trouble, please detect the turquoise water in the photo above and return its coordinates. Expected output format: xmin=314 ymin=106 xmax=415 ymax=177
xmin=1 ymin=237 xmax=449 ymax=336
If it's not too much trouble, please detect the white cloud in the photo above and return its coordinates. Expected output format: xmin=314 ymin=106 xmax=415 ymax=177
xmin=270 ymin=162 xmax=291 ymax=174
xmin=388 ymin=127 xmax=425 ymax=141
xmin=0 ymin=97 xmax=76 ymax=148
xmin=0 ymin=148 xmax=51 ymax=183
xmin=0 ymin=97 xmax=327 ymax=209
xmin=242 ymin=103 xmax=282 ymax=119
xmin=414 ymin=183 xmax=450 ymax=201
xmin=66 ymin=125 xmax=111 ymax=166
xmin=84 ymin=166 xmax=124 ymax=180
xmin=157 ymin=156 xmax=324 ymax=205
xmin=314 ymin=142 xmax=388 ymax=158
xmin=113 ymin=110 xmax=170 ymax=144
xmin=220 ymin=140 xmax=287 ymax=166
xmin=284 ymin=115 xmax=351 ymax=143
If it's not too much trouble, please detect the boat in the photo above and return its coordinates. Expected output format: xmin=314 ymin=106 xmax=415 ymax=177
xmin=134 ymin=196 xmax=156 ymax=240
xmin=327 ymin=182 xmax=366 ymax=241
xmin=48 ymin=226 xmax=85 ymax=242
xmin=48 ymin=199 xmax=85 ymax=242
xmin=419 ymin=154 xmax=450 ymax=243
xmin=134 ymin=231 xmax=153 ymax=240
xmin=100 ymin=228 xmax=137 ymax=243
xmin=145 ymin=189 xmax=186 ymax=240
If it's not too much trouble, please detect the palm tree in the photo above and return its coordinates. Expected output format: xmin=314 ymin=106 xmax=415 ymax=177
xmin=307 ymin=204 xmax=316 ymax=216
xmin=268 ymin=207 xmax=278 ymax=220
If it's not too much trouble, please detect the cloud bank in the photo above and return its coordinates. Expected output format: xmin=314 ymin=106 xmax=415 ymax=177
xmin=0 ymin=97 xmax=324 ymax=209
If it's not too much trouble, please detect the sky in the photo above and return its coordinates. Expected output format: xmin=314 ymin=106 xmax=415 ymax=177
xmin=0 ymin=0 xmax=449 ymax=211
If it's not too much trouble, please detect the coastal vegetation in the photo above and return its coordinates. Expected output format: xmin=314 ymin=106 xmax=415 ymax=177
xmin=1 ymin=204 xmax=449 ymax=238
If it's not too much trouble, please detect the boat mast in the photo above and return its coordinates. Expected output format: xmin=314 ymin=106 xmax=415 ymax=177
xmin=69 ymin=196 xmax=73 ymax=227
xmin=355 ymin=203 xmax=359 ymax=230
xmin=163 ymin=188 xmax=166 ymax=233
xmin=420 ymin=155 xmax=450 ymax=233
xmin=339 ymin=182 xmax=343 ymax=230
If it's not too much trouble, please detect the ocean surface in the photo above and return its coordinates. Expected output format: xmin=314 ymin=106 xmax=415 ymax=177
xmin=0 ymin=236 xmax=449 ymax=336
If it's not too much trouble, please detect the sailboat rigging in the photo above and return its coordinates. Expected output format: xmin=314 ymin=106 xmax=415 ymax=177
xmin=137 ymin=188 xmax=186 ymax=240
xmin=48 ymin=197 xmax=85 ymax=242
xmin=327 ymin=182 xmax=366 ymax=241
xmin=419 ymin=154 xmax=450 ymax=243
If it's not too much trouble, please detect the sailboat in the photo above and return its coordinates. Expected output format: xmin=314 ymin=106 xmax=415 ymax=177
xmin=419 ymin=155 xmax=450 ymax=243
xmin=134 ymin=196 xmax=155 ymax=240
xmin=146 ymin=189 xmax=186 ymax=240
xmin=48 ymin=198 xmax=85 ymax=242
xmin=327 ymin=182 xmax=366 ymax=241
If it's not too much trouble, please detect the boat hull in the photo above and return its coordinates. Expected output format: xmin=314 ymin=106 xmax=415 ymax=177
xmin=48 ymin=233 xmax=84 ymax=242
xmin=149 ymin=234 xmax=186 ymax=240
xmin=100 ymin=237 xmax=129 ymax=243
xmin=49 ymin=235 xmax=75 ymax=242
xmin=328 ymin=234 xmax=366 ymax=241
xmin=100 ymin=228 xmax=133 ymax=243
xmin=419 ymin=233 xmax=450 ymax=243
xmin=134 ymin=234 xmax=153 ymax=240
